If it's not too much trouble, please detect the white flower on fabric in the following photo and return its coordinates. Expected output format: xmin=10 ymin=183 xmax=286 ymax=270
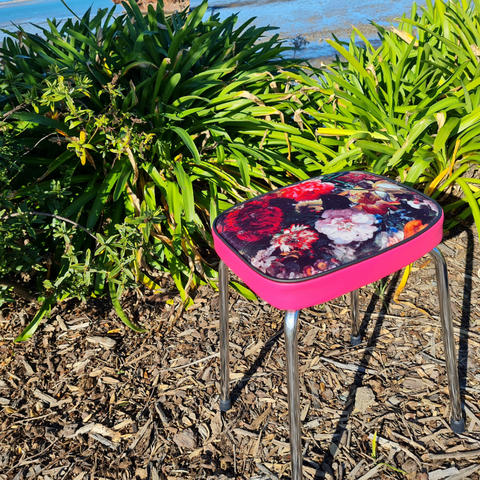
xmin=374 ymin=230 xmax=405 ymax=249
xmin=407 ymin=196 xmax=439 ymax=212
xmin=331 ymin=244 xmax=357 ymax=262
xmin=271 ymin=224 xmax=319 ymax=253
xmin=251 ymin=246 xmax=277 ymax=272
xmin=315 ymin=209 xmax=378 ymax=245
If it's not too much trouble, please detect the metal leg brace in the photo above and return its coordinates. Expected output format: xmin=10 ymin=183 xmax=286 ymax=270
xmin=285 ymin=310 xmax=303 ymax=480
xmin=429 ymin=247 xmax=465 ymax=433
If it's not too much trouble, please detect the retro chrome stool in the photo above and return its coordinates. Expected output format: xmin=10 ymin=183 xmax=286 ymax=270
xmin=212 ymin=171 xmax=464 ymax=479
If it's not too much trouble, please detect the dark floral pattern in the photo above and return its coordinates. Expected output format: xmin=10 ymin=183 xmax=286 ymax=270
xmin=214 ymin=171 xmax=441 ymax=281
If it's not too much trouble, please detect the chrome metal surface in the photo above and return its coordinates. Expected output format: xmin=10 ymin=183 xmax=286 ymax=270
xmin=284 ymin=310 xmax=303 ymax=479
xmin=429 ymin=247 xmax=464 ymax=431
xmin=219 ymin=260 xmax=231 ymax=411
xmin=350 ymin=289 xmax=361 ymax=346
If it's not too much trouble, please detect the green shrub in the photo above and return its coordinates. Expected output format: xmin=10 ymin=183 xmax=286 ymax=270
xmin=5 ymin=0 xmax=478 ymax=341
xmin=0 ymin=0 xmax=339 ymax=339
xmin=305 ymin=0 xmax=480 ymax=235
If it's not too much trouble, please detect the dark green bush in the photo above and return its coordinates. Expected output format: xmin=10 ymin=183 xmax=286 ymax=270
xmin=4 ymin=0 xmax=479 ymax=341
xmin=0 ymin=0 xmax=337 ymax=339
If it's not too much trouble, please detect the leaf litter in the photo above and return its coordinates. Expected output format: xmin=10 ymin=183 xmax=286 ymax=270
xmin=0 ymin=226 xmax=480 ymax=479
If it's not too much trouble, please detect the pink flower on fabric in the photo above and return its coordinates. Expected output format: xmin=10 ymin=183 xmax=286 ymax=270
xmin=271 ymin=224 xmax=319 ymax=252
xmin=315 ymin=209 xmax=378 ymax=245
xmin=279 ymin=180 xmax=335 ymax=201
xmin=251 ymin=246 xmax=277 ymax=272
xmin=336 ymin=172 xmax=379 ymax=183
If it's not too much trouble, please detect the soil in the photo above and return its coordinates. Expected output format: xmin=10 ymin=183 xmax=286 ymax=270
xmin=1 ymin=225 xmax=480 ymax=480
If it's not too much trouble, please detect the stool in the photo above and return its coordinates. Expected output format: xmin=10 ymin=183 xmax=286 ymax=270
xmin=212 ymin=171 xmax=464 ymax=479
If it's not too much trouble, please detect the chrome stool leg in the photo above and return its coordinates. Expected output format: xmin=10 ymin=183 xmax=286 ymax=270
xmin=429 ymin=247 xmax=465 ymax=433
xmin=219 ymin=260 xmax=231 ymax=412
xmin=285 ymin=310 xmax=303 ymax=480
xmin=350 ymin=289 xmax=361 ymax=346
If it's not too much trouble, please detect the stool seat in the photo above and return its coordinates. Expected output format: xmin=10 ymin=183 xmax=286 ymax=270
xmin=213 ymin=171 xmax=443 ymax=310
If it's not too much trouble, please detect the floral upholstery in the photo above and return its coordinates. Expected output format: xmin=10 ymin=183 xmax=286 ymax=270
xmin=214 ymin=171 xmax=441 ymax=281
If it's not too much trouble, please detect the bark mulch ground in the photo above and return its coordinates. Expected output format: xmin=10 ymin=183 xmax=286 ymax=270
xmin=1 ymin=226 xmax=480 ymax=480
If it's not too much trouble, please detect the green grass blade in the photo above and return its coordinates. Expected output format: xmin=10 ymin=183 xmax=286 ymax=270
xmin=15 ymin=295 xmax=56 ymax=342
xmin=108 ymin=280 xmax=146 ymax=332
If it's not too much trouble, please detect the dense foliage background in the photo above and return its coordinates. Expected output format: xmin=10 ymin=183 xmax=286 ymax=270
xmin=1 ymin=0 xmax=480 ymax=339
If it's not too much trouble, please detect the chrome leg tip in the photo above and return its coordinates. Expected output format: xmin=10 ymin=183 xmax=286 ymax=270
xmin=350 ymin=335 xmax=362 ymax=346
xmin=220 ymin=398 xmax=231 ymax=412
xmin=450 ymin=418 xmax=465 ymax=434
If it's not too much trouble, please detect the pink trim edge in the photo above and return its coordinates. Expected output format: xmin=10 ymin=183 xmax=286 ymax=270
xmin=213 ymin=212 xmax=444 ymax=311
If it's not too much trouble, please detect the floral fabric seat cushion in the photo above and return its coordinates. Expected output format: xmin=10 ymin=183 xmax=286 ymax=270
xmin=213 ymin=171 xmax=442 ymax=283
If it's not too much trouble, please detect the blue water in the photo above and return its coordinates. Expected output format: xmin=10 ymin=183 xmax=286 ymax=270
xmin=0 ymin=0 xmax=426 ymax=59
xmin=191 ymin=0 xmax=426 ymax=58
xmin=0 ymin=0 xmax=118 ymax=33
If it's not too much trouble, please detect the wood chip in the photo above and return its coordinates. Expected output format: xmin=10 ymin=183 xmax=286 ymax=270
xmin=74 ymin=423 xmax=120 ymax=442
xmin=244 ymin=341 xmax=265 ymax=357
xmin=124 ymin=349 xmax=153 ymax=366
xmin=302 ymin=327 xmax=319 ymax=346
xmin=173 ymin=428 xmax=197 ymax=449
xmin=101 ymin=376 xmax=119 ymax=385
xmin=113 ymin=418 xmax=134 ymax=431
xmin=313 ymin=356 xmax=378 ymax=375
xmin=68 ymin=322 xmax=90 ymax=330
xmin=429 ymin=467 xmax=460 ymax=480
xmin=425 ymin=449 xmax=480 ymax=461
xmin=154 ymin=402 xmax=170 ymax=426
xmin=128 ymin=418 xmax=152 ymax=451
xmin=357 ymin=464 xmax=384 ymax=480
xmin=71 ymin=359 xmax=89 ymax=375
xmin=33 ymin=389 xmax=57 ymax=407
xmin=21 ymin=359 xmax=34 ymax=376
xmin=353 ymin=386 xmax=376 ymax=413
xmin=85 ymin=336 xmax=116 ymax=348
xmin=254 ymin=460 xmax=280 ymax=480
xmin=249 ymin=405 xmax=272 ymax=431
xmin=89 ymin=433 xmax=117 ymax=449
xmin=444 ymin=464 xmax=480 ymax=480
xmin=56 ymin=315 xmax=68 ymax=331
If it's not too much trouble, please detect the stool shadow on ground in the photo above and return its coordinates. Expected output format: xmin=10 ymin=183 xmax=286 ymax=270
xmin=230 ymin=327 xmax=284 ymax=407
xmin=227 ymin=275 xmax=402 ymax=479
xmin=315 ymin=272 xmax=401 ymax=478
xmin=458 ymin=228 xmax=474 ymax=390
xmin=224 ymin=234 xmax=474 ymax=479
xmin=317 ymin=231 xmax=475 ymax=477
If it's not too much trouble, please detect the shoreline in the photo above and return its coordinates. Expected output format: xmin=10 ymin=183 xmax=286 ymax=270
xmin=0 ymin=17 xmax=385 ymax=63
xmin=1 ymin=0 xmax=419 ymax=60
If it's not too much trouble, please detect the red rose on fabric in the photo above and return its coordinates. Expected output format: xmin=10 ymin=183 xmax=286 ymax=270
xmin=280 ymin=180 xmax=335 ymax=201
xmin=219 ymin=201 xmax=283 ymax=241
